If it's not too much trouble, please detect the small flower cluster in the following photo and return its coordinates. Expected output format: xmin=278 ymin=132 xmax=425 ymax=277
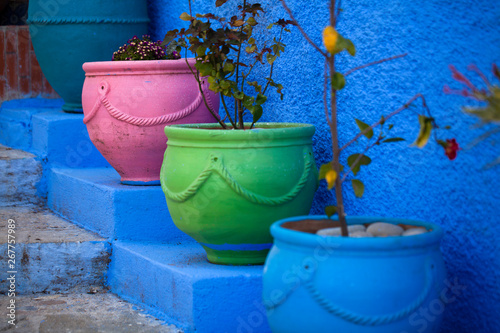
xmin=112 ymin=35 xmax=181 ymax=61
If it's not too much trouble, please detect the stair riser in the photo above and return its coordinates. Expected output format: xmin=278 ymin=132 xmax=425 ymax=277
xmin=0 ymin=241 xmax=110 ymax=294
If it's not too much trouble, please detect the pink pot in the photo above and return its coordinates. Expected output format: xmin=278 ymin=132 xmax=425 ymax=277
xmin=82 ymin=59 xmax=220 ymax=185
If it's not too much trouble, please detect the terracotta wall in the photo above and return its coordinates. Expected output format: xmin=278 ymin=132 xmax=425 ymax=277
xmin=0 ymin=25 xmax=58 ymax=102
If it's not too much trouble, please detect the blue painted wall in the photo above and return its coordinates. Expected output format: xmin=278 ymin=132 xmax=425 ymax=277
xmin=148 ymin=0 xmax=500 ymax=331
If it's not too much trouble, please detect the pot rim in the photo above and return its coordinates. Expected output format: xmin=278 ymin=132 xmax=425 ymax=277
xmin=82 ymin=58 xmax=197 ymax=75
xmin=271 ymin=215 xmax=443 ymax=251
xmin=163 ymin=122 xmax=316 ymax=147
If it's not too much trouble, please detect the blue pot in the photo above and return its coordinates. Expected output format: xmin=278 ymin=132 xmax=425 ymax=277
xmin=263 ymin=216 xmax=446 ymax=333
xmin=27 ymin=0 xmax=149 ymax=112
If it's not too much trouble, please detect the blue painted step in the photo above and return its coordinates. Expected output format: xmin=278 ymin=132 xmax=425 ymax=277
xmin=0 ymin=205 xmax=110 ymax=295
xmin=0 ymin=98 xmax=63 ymax=151
xmin=0 ymin=98 xmax=109 ymax=168
xmin=48 ymin=167 xmax=189 ymax=242
xmin=109 ymin=241 xmax=270 ymax=333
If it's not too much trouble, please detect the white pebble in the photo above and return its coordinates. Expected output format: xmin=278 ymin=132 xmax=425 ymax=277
xmin=366 ymin=222 xmax=404 ymax=237
xmin=402 ymin=227 xmax=427 ymax=236
xmin=317 ymin=224 xmax=366 ymax=236
xmin=350 ymin=231 xmax=373 ymax=238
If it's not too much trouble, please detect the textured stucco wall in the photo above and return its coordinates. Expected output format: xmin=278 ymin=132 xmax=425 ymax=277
xmin=148 ymin=0 xmax=500 ymax=331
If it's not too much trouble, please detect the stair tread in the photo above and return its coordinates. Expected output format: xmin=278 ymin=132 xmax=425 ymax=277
xmin=0 ymin=145 xmax=36 ymax=160
xmin=0 ymin=204 xmax=105 ymax=244
xmin=0 ymin=287 xmax=182 ymax=332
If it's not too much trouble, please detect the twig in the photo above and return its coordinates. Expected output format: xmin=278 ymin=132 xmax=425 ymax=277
xmin=465 ymin=125 xmax=500 ymax=150
xmin=235 ymin=0 xmax=247 ymax=125
xmin=340 ymin=93 xmax=425 ymax=151
xmin=340 ymin=140 xmax=379 ymax=183
xmin=323 ymin=60 xmax=331 ymax=124
xmin=184 ymin=57 xmax=227 ymax=129
xmin=468 ymin=64 xmax=492 ymax=88
xmin=344 ymin=53 xmax=407 ymax=76
xmin=220 ymin=94 xmax=237 ymax=128
xmin=279 ymin=0 xmax=328 ymax=58
xmin=335 ymin=0 xmax=342 ymax=27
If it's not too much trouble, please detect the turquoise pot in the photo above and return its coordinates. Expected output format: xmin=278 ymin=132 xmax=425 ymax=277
xmin=263 ymin=215 xmax=446 ymax=333
xmin=27 ymin=0 xmax=149 ymax=112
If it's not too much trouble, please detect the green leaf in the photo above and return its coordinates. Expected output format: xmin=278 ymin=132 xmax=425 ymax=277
xmin=347 ymin=154 xmax=371 ymax=176
xmin=355 ymin=119 xmax=373 ymax=139
xmin=412 ymin=115 xmax=433 ymax=148
xmin=245 ymin=45 xmax=257 ymax=53
xmin=233 ymin=90 xmax=244 ymax=100
xmin=246 ymin=17 xmax=257 ymax=26
xmin=345 ymin=38 xmax=356 ymax=56
xmin=325 ymin=205 xmax=337 ymax=218
xmin=382 ymin=137 xmax=405 ymax=143
xmin=251 ymin=105 xmax=263 ymax=123
xmin=388 ymin=124 xmax=394 ymax=130
xmin=267 ymin=23 xmax=274 ymax=29
xmin=223 ymin=62 xmax=234 ymax=73
xmin=195 ymin=62 xmax=213 ymax=76
xmin=247 ymin=81 xmax=261 ymax=93
xmin=179 ymin=12 xmax=192 ymax=21
xmin=351 ymin=179 xmax=364 ymax=198
xmin=248 ymin=38 xmax=256 ymax=44
xmin=266 ymin=54 xmax=277 ymax=65
xmin=219 ymin=80 xmax=230 ymax=90
xmin=243 ymin=95 xmax=255 ymax=108
xmin=196 ymin=46 xmax=206 ymax=57
xmin=318 ymin=163 xmax=337 ymax=190
xmin=318 ymin=163 xmax=332 ymax=180
xmin=208 ymin=81 xmax=220 ymax=92
xmin=255 ymin=93 xmax=267 ymax=105
xmin=331 ymin=72 xmax=345 ymax=91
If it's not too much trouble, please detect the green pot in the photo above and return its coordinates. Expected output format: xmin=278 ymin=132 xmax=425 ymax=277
xmin=160 ymin=123 xmax=318 ymax=265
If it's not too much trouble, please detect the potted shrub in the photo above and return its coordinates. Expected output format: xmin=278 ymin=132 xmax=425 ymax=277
xmin=262 ymin=1 xmax=459 ymax=332
xmin=28 ymin=0 xmax=149 ymax=112
xmin=82 ymin=35 xmax=220 ymax=185
xmin=159 ymin=1 xmax=318 ymax=265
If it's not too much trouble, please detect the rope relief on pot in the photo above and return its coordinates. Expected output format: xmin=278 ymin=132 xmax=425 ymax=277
xmin=265 ymin=259 xmax=436 ymax=326
xmin=83 ymin=79 xmax=213 ymax=126
xmin=163 ymin=149 xmax=315 ymax=206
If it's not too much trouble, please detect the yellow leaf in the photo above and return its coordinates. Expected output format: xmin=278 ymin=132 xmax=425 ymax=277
xmin=323 ymin=26 xmax=338 ymax=54
xmin=412 ymin=115 xmax=433 ymax=148
xmin=325 ymin=169 xmax=337 ymax=190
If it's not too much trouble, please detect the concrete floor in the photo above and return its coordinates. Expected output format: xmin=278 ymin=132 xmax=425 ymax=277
xmin=0 ymin=287 xmax=183 ymax=333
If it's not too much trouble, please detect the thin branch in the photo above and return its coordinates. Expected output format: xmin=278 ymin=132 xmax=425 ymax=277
xmin=323 ymin=59 xmax=331 ymax=125
xmin=466 ymin=125 xmax=500 ymax=150
xmin=234 ymin=0 xmax=247 ymax=125
xmin=279 ymin=0 xmax=328 ymax=58
xmin=185 ymin=57 xmax=227 ymax=129
xmin=263 ymin=29 xmax=283 ymax=95
xmin=340 ymin=140 xmax=379 ymax=183
xmin=467 ymin=64 xmax=492 ymax=88
xmin=340 ymin=93 xmax=425 ymax=151
xmin=484 ymin=156 xmax=500 ymax=169
xmin=220 ymin=94 xmax=237 ymax=128
xmin=335 ymin=0 xmax=342 ymax=27
xmin=344 ymin=53 xmax=407 ymax=76
xmin=330 ymin=0 xmax=336 ymax=26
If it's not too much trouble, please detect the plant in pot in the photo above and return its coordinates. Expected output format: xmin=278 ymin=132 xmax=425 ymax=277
xmin=159 ymin=0 xmax=318 ymax=265
xmin=82 ymin=35 xmax=220 ymax=185
xmin=262 ymin=1 xmax=459 ymax=332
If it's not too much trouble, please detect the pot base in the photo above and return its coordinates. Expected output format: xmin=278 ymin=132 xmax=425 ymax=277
xmin=121 ymin=180 xmax=161 ymax=186
xmin=203 ymin=245 xmax=271 ymax=265
xmin=62 ymin=102 xmax=83 ymax=113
